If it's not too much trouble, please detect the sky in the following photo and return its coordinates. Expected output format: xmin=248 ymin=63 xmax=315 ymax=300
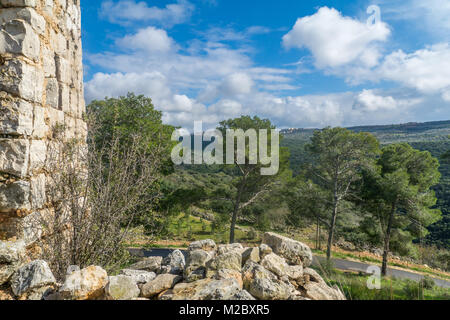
xmin=80 ymin=0 xmax=450 ymax=129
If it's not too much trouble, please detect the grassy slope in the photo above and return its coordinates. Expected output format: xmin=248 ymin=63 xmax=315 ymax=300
xmin=316 ymin=269 xmax=450 ymax=300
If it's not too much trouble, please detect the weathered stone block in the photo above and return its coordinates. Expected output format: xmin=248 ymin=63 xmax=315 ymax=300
xmin=59 ymin=82 xmax=70 ymax=112
xmin=0 ymin=19 xmax=40 ymax=62
xmin=0 ymin=138 xmax=29 ymax=177
xmin=30 ymin=173 xmax=46 ymax=209
xmin=0 ymin=0 xmax=37 ymax=8
xmin=0 ymin=181 xmax=31 ymax=213
xmin=29 ymin=140 xmax=46 ymax=173
xmin=0 ymin=95 xmax=33 ymax=136
xmin=45 ymin=78 xmax=59 ymax=109
xmin=42 ymin=46 xmax=56 ymax=78
xmin=63 ymin=115 xmax=76 ymax=139
xmin=105 ymin=275 xmax=140 ymax=300
xmin=32 ymin=105 xmax=48 ymax=138
xmin=0 ymin=7 xmax=45 ymax=35
xmin=47 ymin=107 xmax=65 ymax=128
xmin=262 ymin=232 xmax=313 ymax=267
xmin=0 ymin=59 xmax=44 ymax=103
xmin=20 ymin=210 xmax=44 ymax=244
xmin=42 ymin=0 xmax=54 ymax=17
xmin=50 ymin=29 xmax=67 ymax=58
xmin=55 ymin=55 xmax=70 ymax=84
xmin=10 ymin=260 xmax=56 ymax=297
xmin=0 ymin=240 xmax=26 ymax=286
xmin=58 ymin=266 xmax=109 ymax=300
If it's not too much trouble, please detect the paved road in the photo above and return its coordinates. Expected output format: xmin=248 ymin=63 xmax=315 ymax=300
xmin=312 ymin=256 xmax=450 ymax=289
xmin=129 ymin=248 xmax=450 ymax=289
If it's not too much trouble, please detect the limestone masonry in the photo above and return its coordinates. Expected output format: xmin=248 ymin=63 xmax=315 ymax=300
xmin=0 ymin=0 xmax=87 ymax=244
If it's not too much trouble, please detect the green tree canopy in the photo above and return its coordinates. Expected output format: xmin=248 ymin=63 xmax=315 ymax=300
xmin=305 ymin=127 xmax=380 ymax=260
xmin=86 ymin=93 xmax=176 ymax=228
xmin=217 ymin=116 xmax=291 ymax=243
xmin=87 ymin=93 xmax=175 ymax=173
xmin=360 ymin=143 xmax=442 ymax=275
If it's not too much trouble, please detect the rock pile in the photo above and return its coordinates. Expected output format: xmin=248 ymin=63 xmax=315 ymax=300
xmin=0 ymin=233 xmax=345 ymax=300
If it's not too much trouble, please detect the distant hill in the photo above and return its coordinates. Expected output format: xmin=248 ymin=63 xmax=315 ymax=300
xmin=281 ymin=120 xmax=450 ymax=144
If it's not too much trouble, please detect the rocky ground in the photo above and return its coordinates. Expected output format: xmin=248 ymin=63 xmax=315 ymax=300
xmin=0 ymin=232 xmax=345 ymax=300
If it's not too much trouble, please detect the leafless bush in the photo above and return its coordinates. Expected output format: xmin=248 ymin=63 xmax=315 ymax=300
xmin=35 ymin=119 xmax=169 ymax=280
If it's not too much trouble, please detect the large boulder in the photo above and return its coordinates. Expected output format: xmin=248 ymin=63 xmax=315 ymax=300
xmin=105 ymin=275 xmax=140 ymax=300
xmin=302 ymin=268 xmax=326 ymax=285
xmin=0 ymin=240 xmax=26 ymax=286
xmin=286 ymin=265 xmax=304 ymax=283
xmin=161 ymin=250 xmax=185 ymax=275
xmin=248 ymin=278 xmax=292 ymax=300
xmin=299 ymin=267 xmax=345 ymax=300
xmin=206 ymin=251 xmax=241 ymax=277
xmin=259 ymin=244 xmax=273 ymax=260
xmin=188 ymin=239 xmax=216 ymax=252
xmin=262 ymin=232 xmax=313 ymax=266
xmin=57 ymin=266 xmax=108 ymax=300
xmin=184 ymin=249 xmax=214 ymax=282
xmin=241 ymin=261 xmax=277 ymax=290
xmin=217 ymin=243 xmax=244 ymax=255
xmin=120 ymin=269 xmax=156 ymax=285
xmin=170 ymin=278 xmax=241 ymax=300
xmin=242 ymin=247 xmax=260 ymax=265
xmin=260 ymin=253 xmax=289 ymax=278
xmin=214 ymin=269 xmax=243 ymax=289
xmin=10 ymin=260 xmax=56 ymax=299
xmin=129 ymin=256 xmax=162 ymax=273
xmin=141 ymin=273 xmax=182 ymax=298
xmin=303 ymin=282 xmax=346 ymax=300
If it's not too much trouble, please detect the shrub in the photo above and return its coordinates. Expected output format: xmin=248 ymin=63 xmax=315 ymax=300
xmin=34 ymin=97 xmax=172 ymax=280
xmin=420 ymin=276 xmax=436 ymax=290
xmin=402 ymin=279 xmax=423 ymax=300
xmin=247 ymin=228 xmax=257 ymax=240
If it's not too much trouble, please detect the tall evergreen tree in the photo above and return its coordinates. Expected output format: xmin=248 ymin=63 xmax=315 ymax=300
xmin=305 ymin=127 xmax=380 ymax=261
xmin=360 ymin=143 xmax=442 ymax=275
xmin=217 ymin=116 xmax=291 ymax=243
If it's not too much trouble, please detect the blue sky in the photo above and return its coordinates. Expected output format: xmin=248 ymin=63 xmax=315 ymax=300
xmin=81 ymin=0 xmax=450 ymax=129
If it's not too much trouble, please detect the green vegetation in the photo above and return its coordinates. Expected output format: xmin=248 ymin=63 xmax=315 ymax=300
xmin=410 ymin=141 xmax=450 ymax=248
xmin=81 ymin=94 xmax=449 ymax=285
xmin=282 ymin=121 xmax=450 ymax=251
xmin=41 ymin=93 xmax=175 ymax=278
xmin=300 ymin=127 xmax=380 ymax=261
xmin=360 ymin=143 xmax=441 ymax=275
xmin=216 ymin=116 xmax=291 ymax=243
xmin=313 ymin=268 xmax=450 ymax=300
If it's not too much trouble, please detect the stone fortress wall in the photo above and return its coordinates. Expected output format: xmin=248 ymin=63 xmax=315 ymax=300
xmin=0 ymin=0 xmax=86 ymax=244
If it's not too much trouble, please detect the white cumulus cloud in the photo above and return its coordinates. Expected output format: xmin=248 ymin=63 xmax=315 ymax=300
xmin=219 ymin=73 xmax=254 ymax=96
xmin=282 ymin=7 xmax=390 ymax=69
xmin=100 ymin=0 xmax=194 ymax=27
xmin=116 ymin=27 xmax=175 ymax=53
xmin=374 ymin=43 xmax=450 ymax=94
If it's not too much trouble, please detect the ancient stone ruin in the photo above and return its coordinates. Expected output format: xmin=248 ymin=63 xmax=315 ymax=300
xmin=0 ymin=0 xmax=87 ymax=247
xmin=2 ymin=232 xmax=346 ymax=300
